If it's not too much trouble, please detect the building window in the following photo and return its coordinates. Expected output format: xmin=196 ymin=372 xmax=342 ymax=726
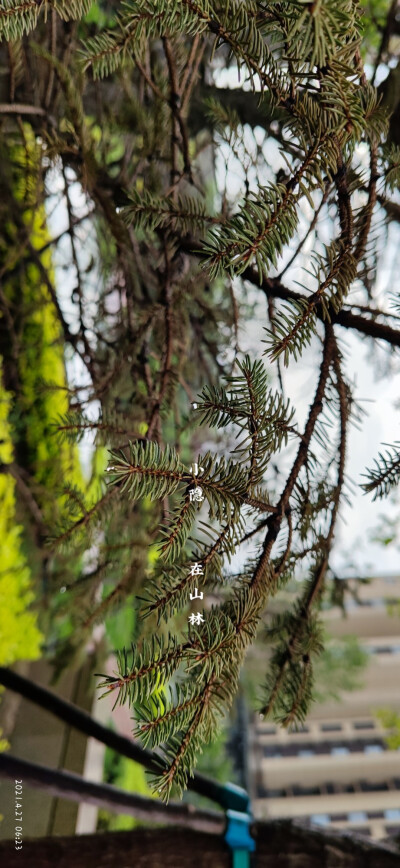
xmin=320 ymin=723 xmax=342 ymax=732
xmin=257 ymin=785 xmax=288 ymax=799
xmin=353 ymin=721 xmax=375 ymax=730
xmin=364 ymin=744 xmax=384 ymax=754
xmin=373 ymin=646 xmax=394 ymax=654
xmin=293 ymin=785 xmax=321 ymax=797
xmin=384 ymin=809 xmax=400 ymax=821
xmin=311 ymin=814 xmax=330 ymax=826
xmin=263 ymin=749 xmax=282 ymax=758
xmin=288 ymin=725 xmax=309 ymax=734
xmin=360 ymin=781 xmax=389 ymax=792
xmin=348 ymin=811 xmax=368 ymax=823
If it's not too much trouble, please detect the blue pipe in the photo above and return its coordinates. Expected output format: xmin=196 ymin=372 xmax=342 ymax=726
xmin=223 ymin=784 xmax=256 ymax=867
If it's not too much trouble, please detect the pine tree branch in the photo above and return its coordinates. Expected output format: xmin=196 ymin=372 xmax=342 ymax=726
xmin=158 ymin=677 xmax=216 ymax=793
xmin=53 ymin=489 xmax=117 ymax=547
xmin=181 ymin=32 xmax=205 ymax=115
xmin=333 ymin=138 xmax=353 ymax=246
xmin=278 ymin=181 xmax=331 ymax=279
xmin=251 ymin=324 xmax=336 ymax=596
xmin=0 ymin=668 xmax=243 ymax=810
xmin=163 ymin=36 xmax=192 ymax=184
xmin=142 ymin=523 xmax=232 ymax=621
xmin=0 ymin=102 xmax=46 ymax=115
xmin=259 ymin=335 xmax=348 ymax=719
xmin=182 ymin=0 xmax=287 ymax=106
xmin=354 ymin=141 xmax=378 ymax=264
xmin=147 ymin=242 xmax=174 ymax=439
xmin=243 ymin=268 xmax=400 ymax=349
xmin=305 ymin=340 xmax=348 ymax=610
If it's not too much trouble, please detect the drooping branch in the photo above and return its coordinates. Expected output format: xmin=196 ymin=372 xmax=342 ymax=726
xmin=251 ymin=324 xmax=336 ymax=596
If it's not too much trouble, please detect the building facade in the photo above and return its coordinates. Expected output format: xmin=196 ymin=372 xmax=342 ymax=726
xmin=250 ymin=575 xmax=400 ymax=840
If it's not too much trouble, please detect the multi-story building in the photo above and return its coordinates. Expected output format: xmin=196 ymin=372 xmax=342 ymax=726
xmin=250 ymin=575 xmax=400 ymax=840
